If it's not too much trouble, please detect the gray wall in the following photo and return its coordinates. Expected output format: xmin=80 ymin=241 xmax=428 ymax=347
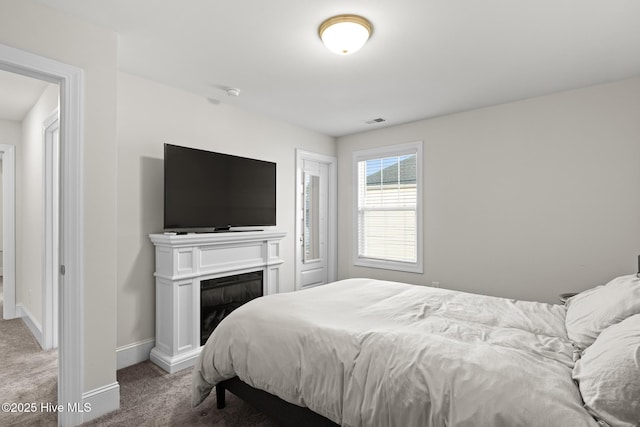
xmin=17 ymin=84 xmax=58 ymax=325
xmin=337 ymin=76 xmax=640 ymax=303
xmin=0 ymin=119 xmax=22 ymax=274
xmin=115 ymin=71 xmax=336 ymax=348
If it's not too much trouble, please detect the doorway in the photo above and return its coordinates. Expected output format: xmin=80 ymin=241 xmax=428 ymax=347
xmin=295 ymin=149 xmax=337 ymax=290
xmin=0 ymin=70 xmax=60 ymax=426
xmin=0 ymin=42 xmax=85 ymax=426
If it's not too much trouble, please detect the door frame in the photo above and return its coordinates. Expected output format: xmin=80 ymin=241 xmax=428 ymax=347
xmin=295 ymin=149 xmax=337 ymax=290
xmin=0 ymin=43 xmax=85 ymax=426
xmin=42 ymin=110 xmax=59 ymax=350
xmin=0 ymin=144 xmax=16 ymax=319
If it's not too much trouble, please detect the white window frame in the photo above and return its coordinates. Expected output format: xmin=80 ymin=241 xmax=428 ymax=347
xmin=352 ymin=141 xmax=423 ymax=273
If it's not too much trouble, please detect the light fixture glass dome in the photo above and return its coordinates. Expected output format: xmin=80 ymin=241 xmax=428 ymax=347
xmin=319 ymin=15 xmax=373 ymax=55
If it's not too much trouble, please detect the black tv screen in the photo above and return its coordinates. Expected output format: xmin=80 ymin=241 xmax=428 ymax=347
xmin=164 ymin=144 xmax=276 ymax=231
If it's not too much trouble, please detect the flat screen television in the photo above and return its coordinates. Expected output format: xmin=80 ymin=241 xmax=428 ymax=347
xmin=164 ymin=143 xmax=276 ymax=232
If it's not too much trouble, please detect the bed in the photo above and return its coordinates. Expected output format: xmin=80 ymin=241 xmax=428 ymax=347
xmin=192 ymin=276 xmax=640 ymax=426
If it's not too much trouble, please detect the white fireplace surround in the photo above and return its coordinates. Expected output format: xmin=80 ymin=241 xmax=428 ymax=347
xmin=149 ymin=230 xmax=286 ymax=373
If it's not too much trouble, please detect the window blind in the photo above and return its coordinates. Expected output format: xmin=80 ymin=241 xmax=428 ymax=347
xmin=356 ymin=153 xmax=417 ymax=263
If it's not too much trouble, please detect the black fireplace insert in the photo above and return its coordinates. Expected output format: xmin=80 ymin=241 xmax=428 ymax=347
xmin=200 ymin=271 xmax=263 ymax=345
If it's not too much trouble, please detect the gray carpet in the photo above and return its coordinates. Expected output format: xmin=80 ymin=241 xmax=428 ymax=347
xmin=0 ymin=280 xmax=278 ymax=426
xmin=0 ymin=281 xmax=58 ymax=427
xmin=85 ymin=361 xmax=278 ymax=426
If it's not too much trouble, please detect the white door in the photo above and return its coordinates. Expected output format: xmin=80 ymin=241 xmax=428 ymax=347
xmin=295 ymin=150 xmax=337 ymax=290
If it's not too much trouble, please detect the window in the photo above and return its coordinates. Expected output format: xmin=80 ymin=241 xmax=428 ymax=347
xmin=353 ymin=142 xmax=423 ymax=273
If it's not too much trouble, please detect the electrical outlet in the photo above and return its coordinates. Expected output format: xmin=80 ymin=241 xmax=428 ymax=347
xmin=431 ymin=281 xmax=440 ymax=288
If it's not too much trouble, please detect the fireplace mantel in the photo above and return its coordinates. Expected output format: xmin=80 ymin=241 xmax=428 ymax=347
xmin=149 ymin=230 xmax=286 ymax=372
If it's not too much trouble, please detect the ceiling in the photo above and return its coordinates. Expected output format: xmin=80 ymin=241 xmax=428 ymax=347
xmin=0 ymin=70 xmax=50 ymax=121
xmin=24 ymin=0 xmax=640 ymax=136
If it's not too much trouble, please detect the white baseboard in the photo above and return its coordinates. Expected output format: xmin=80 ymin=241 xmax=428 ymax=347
xmin=149 ymin=346 xmax=201 ymax=373
xmin=116 ymin=338 xmax=155 ymax=370
xmin=16 ymin=303 xmax=43 ymax=348
xmin=81 ymin=382 xmax=120 ymax=423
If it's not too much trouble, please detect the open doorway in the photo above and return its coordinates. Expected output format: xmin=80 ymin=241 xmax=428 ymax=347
xmin=0 ymin=68 xmax=60 ymax=424
xmin=1 ymin=42 xmax=85 ymax=426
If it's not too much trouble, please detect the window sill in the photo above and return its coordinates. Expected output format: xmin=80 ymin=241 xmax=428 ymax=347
xmin=354 ymin=257 xmax=423 ymax=274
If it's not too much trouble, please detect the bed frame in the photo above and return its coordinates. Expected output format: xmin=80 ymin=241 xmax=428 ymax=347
xmin=216 ymin=376 xmax=339 ymax=427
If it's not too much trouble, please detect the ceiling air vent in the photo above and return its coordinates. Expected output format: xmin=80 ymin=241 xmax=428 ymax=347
xmin=365 ymin=118 xmax=386 ymax=124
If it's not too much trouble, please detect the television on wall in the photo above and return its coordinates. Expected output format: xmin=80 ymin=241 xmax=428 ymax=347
xmin=163 ymin=143 xmax=276 ymax=232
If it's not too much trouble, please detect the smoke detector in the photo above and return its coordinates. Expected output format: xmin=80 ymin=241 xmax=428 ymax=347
xmin=226 ymin=87 xmax=241 ymax=97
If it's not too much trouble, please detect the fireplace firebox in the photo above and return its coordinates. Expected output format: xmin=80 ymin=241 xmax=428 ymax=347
xmin=200 ymin=271 xmax=263 ymax=345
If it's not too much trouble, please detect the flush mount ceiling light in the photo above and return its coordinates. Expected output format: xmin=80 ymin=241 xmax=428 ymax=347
xmin=319 ymin=14 xmax=373 ymax=55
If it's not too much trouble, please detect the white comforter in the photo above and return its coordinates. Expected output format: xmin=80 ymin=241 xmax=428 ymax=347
xmin=192 ymin=278 xmax=597 ymax=427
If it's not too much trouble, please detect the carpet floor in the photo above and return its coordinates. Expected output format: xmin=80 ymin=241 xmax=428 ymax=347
xmin=85 ymin=361 xmax=278 ymax=427
xmin=0 ymin=280 xmax=278 ymax=426
xmin=0 ymin=281 xmax=58 ymax=426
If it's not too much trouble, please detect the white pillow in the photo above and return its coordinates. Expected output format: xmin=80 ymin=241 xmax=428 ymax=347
xmin=572 ymin=314 xmax=640 ymax=427
xmin=565 ymin=275 xmax=640 ymax=350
